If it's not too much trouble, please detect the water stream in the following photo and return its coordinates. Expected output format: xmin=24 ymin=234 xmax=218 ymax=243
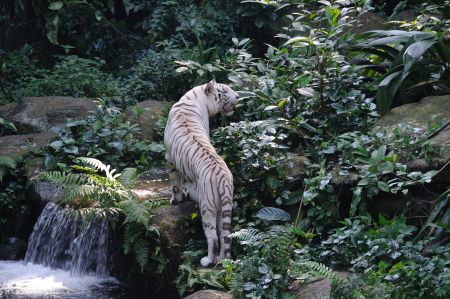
xmin=0 ymin=168 xmax=170 ymax=298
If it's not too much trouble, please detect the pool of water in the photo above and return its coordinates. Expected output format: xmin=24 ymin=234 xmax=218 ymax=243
xmin=0 ymin=261 xmax=125 ymax=299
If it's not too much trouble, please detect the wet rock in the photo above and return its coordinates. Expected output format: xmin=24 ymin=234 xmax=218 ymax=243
xmin=132 ymin=168 xmax=172 ymax=201
xmin=153 ymin=201 xmax=197 ymax=261
xmin=0 ymin=132 xmax=56 ymax=159
xmin=124 ymin=100 xmax=172 ymax=141
xmin=6 ymin=97 xmax=96 ymax=133
xmin=184 ymin=290 xmax=236 ymax=299
xmin=0 ymin=237 xmax=27 ymax=260
xmin=27 ymin=180 xmax=63 ymax=214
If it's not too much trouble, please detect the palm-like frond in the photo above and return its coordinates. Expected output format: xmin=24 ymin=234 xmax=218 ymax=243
xmin=352 ymin=30 xmax=449 ymax=115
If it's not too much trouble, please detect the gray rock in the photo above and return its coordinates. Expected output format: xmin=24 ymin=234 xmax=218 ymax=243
xmin=287 ymin=154 xmax=310 ymax=178
xmin=27 ymin=180 xmax=63 ymax=213
xmin=0 ymin=237 xmax=27 ymax=260
xmin=8 ymin=96 xmax=96 ymax=133
xmin=0 ymin=102 xmax=18 ymax=119
xmin=291 ymin=271 xmax=351 ymax=299
xmin=184 ymin=290 xmax=236 ymax=299
xmin=124 ymin=100 xmax=172 ymax=141
xmin=376 ymin=95 xmax=450 ymax=131
xmin=0 ymin=132 xmax=56 ymax=159
xmin=153 ymin=201 xmax=197 ymax=262
xmin=350 ymin=11 xmax=386 ymax=34
xmin=376 ymin=95 xmax=450 ymax=183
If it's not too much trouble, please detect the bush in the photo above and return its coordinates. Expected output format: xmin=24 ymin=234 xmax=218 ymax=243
xmin=44 ymin=100 xmax=164 ymax=170
xmin=118 ymin=43 xmax=191 ymax=102
xmin=13 ymin=55 xmax=118 ymax=100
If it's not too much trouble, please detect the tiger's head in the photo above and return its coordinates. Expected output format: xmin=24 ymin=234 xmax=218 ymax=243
xmin=203 ymin=81 xmax=239 ymax=116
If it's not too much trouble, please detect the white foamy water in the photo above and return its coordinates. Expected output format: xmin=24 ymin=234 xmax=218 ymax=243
xmin=0 ymin=261 xmax=121 ymax=298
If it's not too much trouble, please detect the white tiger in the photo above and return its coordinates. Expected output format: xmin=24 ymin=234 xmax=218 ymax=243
xmin=164 ymin=81 xmax=239 ymax=266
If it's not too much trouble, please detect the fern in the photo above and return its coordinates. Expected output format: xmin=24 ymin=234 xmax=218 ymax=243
xmin=77 ymin=157 xmax=120 ymax=180
xmin=39 ymin=171 xmax=88 ymax=187
xmin=133 ymin=238 xmax=150 ymax=272
xmin=304 ymin=261 xmax=340 ymax=285
xmin=0 ymin=156 xmax=16 ymax=169
xmin=117 ymin=167 xmax=139 ymax=188
xmin=0 ymin=156 xmax=17 ymax=182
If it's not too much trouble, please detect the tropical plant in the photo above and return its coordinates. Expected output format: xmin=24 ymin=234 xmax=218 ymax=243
xmin=352 ymin=30 xmax=450 ymax=114
xmin=229 ymin=225 xmax=294 ymax=299
xmin=45 ymin=100 xmax=164 ymax=170
xmin=12 ymin=55 xmax=119 ymax=101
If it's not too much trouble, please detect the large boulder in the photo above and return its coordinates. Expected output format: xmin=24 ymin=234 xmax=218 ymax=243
xmin=153 ymin=201 xmax=197 ymax=261
xmin=0 ymin=132 xmax=56 ymax=160
xmin=291 ymin=271 xmax=351 ymax=299
xmin=184 ymin=290 xmax=235 ymax=299
xmin=0 ymin=102 xmax=18 ymax=119
xmin=376 ymin=95 xmax=450 ymax=183
xmin=376 ymin=95 xmax=450 ymax=130
xmin=0 ymin=237 xmax=27 ymax=260
xmin=124 ymin=100 xmax=172 ymax=141
xmin=6 ymin=97 xmax=96 ymax=133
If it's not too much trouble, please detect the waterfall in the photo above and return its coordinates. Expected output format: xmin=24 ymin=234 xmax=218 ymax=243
xmin=24 ymin=202 xmax=113 ymax=277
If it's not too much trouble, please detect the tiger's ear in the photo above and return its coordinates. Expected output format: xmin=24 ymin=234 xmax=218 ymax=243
xmin=204 ymin=80 xmax=216 ymax=95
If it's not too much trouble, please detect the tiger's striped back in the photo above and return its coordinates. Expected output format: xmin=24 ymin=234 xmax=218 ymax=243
xmin=164 ymin=82 xmax=238 ymax=266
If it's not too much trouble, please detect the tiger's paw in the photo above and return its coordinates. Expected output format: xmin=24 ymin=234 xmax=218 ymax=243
xmin=200 ymin=256 xmax=214 ymax=267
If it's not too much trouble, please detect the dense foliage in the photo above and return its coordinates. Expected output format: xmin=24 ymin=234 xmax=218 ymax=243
xmin=1 ymin=0 xmax=450 ymax=298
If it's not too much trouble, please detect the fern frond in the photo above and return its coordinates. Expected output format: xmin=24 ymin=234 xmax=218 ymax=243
xmin=62 ymin=185 xmax=98 ymax=204
xmin=304 ymin=261 xmax=340 ymax=284
xmin=119 ymin=198 xmax=151 ymax=228
xmin=40 ymin=171 xmax=88 ymax=187
xmin=77 ymin=157 xmax=108 ymax=172
xmin=0 ymin=156 xmax=16 ymax=169
xmin=133 ymin=238 xmax=150 ymax=272
xmin=117 ymin=168 xmax=139 ymax=188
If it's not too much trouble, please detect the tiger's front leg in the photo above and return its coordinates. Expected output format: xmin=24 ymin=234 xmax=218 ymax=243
xmin=168 ymin=168 xmax=185 ymax=204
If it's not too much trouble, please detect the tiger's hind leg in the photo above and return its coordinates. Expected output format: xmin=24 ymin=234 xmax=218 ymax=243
xmin=216 ymin=202 xmax=232 ymax=263
xmin=199 ymin=201 xmax=219 ymax=267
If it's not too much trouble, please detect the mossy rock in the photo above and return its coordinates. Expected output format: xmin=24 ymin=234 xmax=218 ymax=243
xmin=6 ymin=97 xmax=96 ymax=134
xmin=124 ymin=100 xmax=172 ymax=142
xmin=376 ymin=95 xmax=450 ymax=132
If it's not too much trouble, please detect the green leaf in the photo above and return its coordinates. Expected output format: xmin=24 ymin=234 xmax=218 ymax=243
xmin=48 ymin=1 xmax=64 ymax=10
xmin=403 ymin=39 xmax=437 ymax=73
xmin=376 ymin=71 xmax=403 ymax=115
xmin=256 ymin=207 xmax=291 ymax=222
xmin=377 ymin=181 xmax=390 ymax=192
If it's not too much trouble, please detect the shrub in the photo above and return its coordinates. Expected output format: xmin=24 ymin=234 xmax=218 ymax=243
xmin=44 ymin=100 xmax=164 ymax=170
xmin=13 ymin=55 xmax=118 ymax=100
